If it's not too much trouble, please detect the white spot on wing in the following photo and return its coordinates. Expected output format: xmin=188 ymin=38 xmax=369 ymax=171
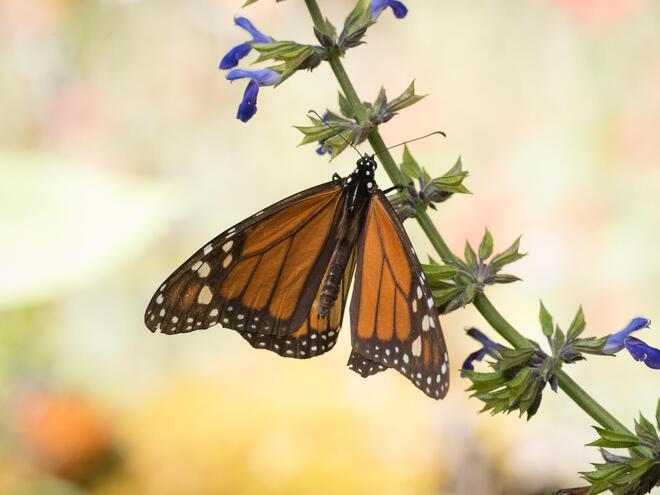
xmin=156 ymin=294 xmax=164 ymax=304
xmin=198 ymin=262 xmax=211 ymax=278
xmin=198 ymin=286 xmax=213 ymax=304
xmin=412 ymin=336 xmax=422 ymax=357
xmin=203 ymin=244 xmax=213 ymax=255
xmin=191 ymin=261 xmax=202 ymax=271
xmin=222 ymin=241 xmax=233 ymax=252
xmin=222 ymin=255 xmax=232 ymax=268
xmin=422 ymin=315 xmax=430 ymax=332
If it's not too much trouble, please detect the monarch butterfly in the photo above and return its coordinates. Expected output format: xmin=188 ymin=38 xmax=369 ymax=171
xmin=144 ymin=154 xmax=449 ymax=399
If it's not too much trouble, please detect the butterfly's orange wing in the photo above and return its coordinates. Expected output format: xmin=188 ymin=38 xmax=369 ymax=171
xmin=239 ymin=248 xmax=356 ymax=358
xmin=348 ymin=190 xmax=449 ymax=399
xmin=144 ymin=181 xmax=352 ymax=357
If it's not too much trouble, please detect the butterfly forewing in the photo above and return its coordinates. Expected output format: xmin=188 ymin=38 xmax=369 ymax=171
xmin=144 ymin=181 xmax=345 ymax=338
xmin=348 ymin=190 xmax=449 ymax=399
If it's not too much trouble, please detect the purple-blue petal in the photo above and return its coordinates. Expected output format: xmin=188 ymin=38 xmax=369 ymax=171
xmin=219 ymin=42 xmax=252 ymax=70
xmin=466 ymin=328 xmax=502 ymax=350
xmin=461 ymin=328 xmax=502 ymax=377
xmin=461 ymin=348 xmax=488 ymax=376
xmin=236 ymin=79 xmax=259 ymax=122
xmin=371 ymin=0 xmax=408 ymax=20
xmin=234 ymin=17 xmax=271 ymax=43
xmin=226 ymin=68 xmax=282 ymax=86
xmin=624 ymin=336 xmax=660 ymax=369
xmin=602 ymin=317 xmax=651 ymax=354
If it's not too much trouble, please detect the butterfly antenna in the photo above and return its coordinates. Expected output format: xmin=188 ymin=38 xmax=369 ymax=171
xmin=373 ymin=131 xmax=446 ymax=156
xmin=308 ymin=110 xmax=362 ymax=158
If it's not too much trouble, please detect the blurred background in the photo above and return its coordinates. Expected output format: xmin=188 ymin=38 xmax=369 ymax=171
xmin=1 ymin=0 xmax=659 ymax=493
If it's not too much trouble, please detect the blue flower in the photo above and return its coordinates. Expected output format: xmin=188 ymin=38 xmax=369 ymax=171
xmin=461 ymin=328 xmax=503 ymax=376
xmin=226 ymin=69 xmax=282 ymax=122
xmin=602 ymin=317 xmax=650 ymax=354
xmin=624 ymin=336 xmax=660 ymax=369
xmin=316 ymin=113 xmax=332 ymax=155
xmin=219 ymin=17 xmax=271 ymax=70
xmin=371 ymin=0 xmax=408 ymax=20
xmin=602 ymin=317 xmax=659 ymax=370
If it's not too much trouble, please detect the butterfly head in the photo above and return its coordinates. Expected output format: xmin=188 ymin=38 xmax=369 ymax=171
xmin=345 ymin=153 xmax=377 ymax=191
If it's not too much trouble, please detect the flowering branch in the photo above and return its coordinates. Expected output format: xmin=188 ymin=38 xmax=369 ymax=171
xmin=221 ymin=1 xmax=659 ymax=491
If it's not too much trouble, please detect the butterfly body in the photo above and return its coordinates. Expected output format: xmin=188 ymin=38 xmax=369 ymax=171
xmin=318 ymin=155 xmax=376 ymax=316
xmin=145 ymin=153 xmax=450 ymax=398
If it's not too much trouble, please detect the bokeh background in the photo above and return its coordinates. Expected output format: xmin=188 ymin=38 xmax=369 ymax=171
xmin=1 ymin=0 xmax=659 ymax=493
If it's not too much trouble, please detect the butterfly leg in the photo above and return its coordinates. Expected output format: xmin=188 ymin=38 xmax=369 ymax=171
xmin=381 ymin=183 xmax=404 ymax=194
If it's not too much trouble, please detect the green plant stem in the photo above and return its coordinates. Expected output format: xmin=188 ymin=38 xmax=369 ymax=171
xmin=303 ymin=0 xmax=639 ymax=443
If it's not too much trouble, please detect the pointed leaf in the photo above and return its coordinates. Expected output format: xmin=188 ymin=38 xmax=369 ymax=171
xmin=400 ymin=145 xmax=422 ymax=179
xmin=567 ymin=306 xmax=586 ymax=341
xmin=539 ymin=301 xmax=553 ymax=337
xmin=479 ymin=228 xmax=493 ymax=260
xmin=422 ymin=264 xmax=458 ymax=283
xmin=464 ymin=241 xmax=478 ymax=269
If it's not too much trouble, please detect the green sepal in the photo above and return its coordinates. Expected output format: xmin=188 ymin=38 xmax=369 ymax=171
xmin=567 ymin=306 xmax=586 ymax=340
xmin=401 ymin=145 xmax=422 ymax=179
xmin=586 ymin=427 xmax=642 ymax=449
xmin=478 ymin=228 xmax=493 ymax=259
xmin=431 ymin=287 xmax=462 ymax=306
xmin=571 ymin=336 xmax=609 ymax=355
xmin=422 ymin=264 xmax=458 ymax=283
xmin=490 ymin=274 xmax=521 ymax=284
xmin=490 ymin=236 xmax=526 ymax=272
xmin=386 ymin=80 xmax=427 ymax=114
xmin=539 ymin=300 xmax=554 ymax=337
xmin=432 ymin=156 xmax=471 ymax=194
xmin=635 ymin=413 xmax=659 ymax=446
xmin=251 ymin=41 xmax=297 ymax=62
xmin=464 ymin=241 xmax=478 ymax=269
xmin=338 ymin=91 xmax=355 ymax=118
xmin=553 ymin=324 xmax=566 ymax=355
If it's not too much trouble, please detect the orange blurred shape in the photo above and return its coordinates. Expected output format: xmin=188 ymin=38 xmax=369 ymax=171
xmin=9 ymin=388 xmax=116 ymax=485
xmin=554 ymin=0 xmax=648 ymax=23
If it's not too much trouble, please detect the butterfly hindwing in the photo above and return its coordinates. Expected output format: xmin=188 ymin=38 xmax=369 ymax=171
xmin=239 ymin=248 xmax=357 ymax=358
xmin=144 ymin=181 xmax=346 ymax=339
xmin=348 ymin=190 xmax=449 ymax=399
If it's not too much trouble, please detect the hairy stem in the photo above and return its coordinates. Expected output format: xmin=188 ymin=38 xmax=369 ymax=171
xmin=303 ymin=0 xmax=639 ymax=443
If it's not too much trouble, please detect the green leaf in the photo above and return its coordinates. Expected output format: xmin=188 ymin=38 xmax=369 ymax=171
xmin=338 ymin=91 xmax=355 ymax=118
xmin=539 ymin=301 xmax=553 ymax=337
xmin=386 ymin=80 xmax=427 ymax=114
xmin=400 ymin=146 xmax=422 ymax=179
xmin=464 ymin=241 xmax=478 ymax=269
xmin=490 ymin=274 xmax=521 ymax=284
xmin=422 ymin=264 xmax=458 ymax=283
xmin=374 ymin=86 xmax=387 ymax=112
xmin=431 ymin=287 xmax=461 ymax=305
xmin=587 ymin=427 xmax=642 ymax=448
xmin=490 ymin=236 xmax=526 ymax=272
xmin=572 ymin=336 xmax=610 ymax=355
xmin=553 ymin=324 xmax=566 ymax=353
xmin=635 ymin=413 xmax=659 ymax=446
xmin=581 ymin=463 xmax=630 ymax=482
xmin=567 ymin=306 xmax=586 ymax=341
xmin=478 ymin=228 xmax=493 ymax=260
xmin=655 ymin=398 xmax=660 ymax=432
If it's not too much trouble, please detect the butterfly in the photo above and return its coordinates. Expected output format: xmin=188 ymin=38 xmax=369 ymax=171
xmin=144 ymin=154 xmax=449 ymax=399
